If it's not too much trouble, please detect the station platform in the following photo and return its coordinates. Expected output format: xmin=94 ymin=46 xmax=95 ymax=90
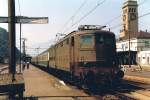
xmin=123 ymin=67 xmax=150 ymax=89
xmin=122 ymin=65 xmax=150 ymax=72
xmin=1 ymin=64 xmax=150 ymax=99
xmin=23 ymin=64 xmax=94 ymax=100
xmin=125 ymin=71 xmax=150 ymax=79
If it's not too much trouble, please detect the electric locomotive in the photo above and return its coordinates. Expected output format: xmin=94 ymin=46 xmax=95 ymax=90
xmin=32 ymin=25 xmax=124 ymax=89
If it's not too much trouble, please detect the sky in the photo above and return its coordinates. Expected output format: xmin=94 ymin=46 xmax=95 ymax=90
xmin=0 ymin=0 xmax=150 ymax=56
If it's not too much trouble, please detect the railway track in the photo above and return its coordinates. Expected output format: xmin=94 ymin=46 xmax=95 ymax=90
xmin=112 ymin=88 xmax=150 ymax=100
xmin=0 ymin=66 xmax=8 ymax=74
xmin=110 ymin=80 xmax=150 ymax=100
xmin=33 ymin=64 xmax=150 ymax=100
xmin=1 ymin=64 xmax=149 ymax=100
xmin=1 ymin=65 xmax=149 ymax=100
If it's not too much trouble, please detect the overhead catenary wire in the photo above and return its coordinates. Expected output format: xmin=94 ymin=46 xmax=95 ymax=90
xmin=109 ymin=23 xmax=122 ymax=30
xmin=139 ymin=20 xmax=150 ymax=29
xmin=110 ymin=11 xmax=150 ymax=30
xmin=58 ymin=0 xmax=147 ymax=38
xmin=58 ymin=0 xmax=89 ymax=33
xmin=105 ymin=0 xmax=148 ymax=30
xmin=63 ymin=0 xmax=106 ymax=34
xmin=71 ymin=0 xmax=106 ymax=27
xmin=17 ymin=0 xmax=22 ymax=73
xmin=139 ymin=12 xmax=150 ymax=18
xmin=138 ymin=0 xmax=148 ymax=6
xmin=104 ymin=15 xmax=121 ymax=26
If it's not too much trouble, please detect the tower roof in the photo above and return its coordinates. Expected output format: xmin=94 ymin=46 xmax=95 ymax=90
xmin=123 ymin=0 xmax=138 ymax=8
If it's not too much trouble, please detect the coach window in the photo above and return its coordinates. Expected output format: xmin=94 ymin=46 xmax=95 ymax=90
xmin=71 ymin=37 xmax=74 ymax=46
xmin=66 ymin=39 xmax=69 ymax=44
xmin=60 ymin=42 xmax=63 ymax=47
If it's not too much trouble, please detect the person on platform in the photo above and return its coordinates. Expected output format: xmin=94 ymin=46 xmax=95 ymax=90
xmin=27 ymin=62 xmax=30 ymax=69
xmin=22 ymin=61 xmax=26 ymax=71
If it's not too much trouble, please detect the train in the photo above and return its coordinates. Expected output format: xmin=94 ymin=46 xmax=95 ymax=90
xmin=31 ymin=25 xmax=124 ymax=89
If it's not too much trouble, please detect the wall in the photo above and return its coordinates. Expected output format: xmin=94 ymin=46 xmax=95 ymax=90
xmin=116 ymin=38 xmax=150 ymax=66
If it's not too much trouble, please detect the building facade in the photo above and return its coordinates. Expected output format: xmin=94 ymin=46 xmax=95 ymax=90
xmin=119 ymin=0 xmax=138 ymax=40
xmin=117 ymin=0 xmax=150 ymax=66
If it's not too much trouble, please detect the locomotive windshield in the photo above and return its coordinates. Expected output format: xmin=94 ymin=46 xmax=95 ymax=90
xmin=95 ymin=33 xmax=115 ymax=46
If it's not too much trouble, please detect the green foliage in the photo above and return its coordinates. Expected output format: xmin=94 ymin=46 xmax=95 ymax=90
xmin=0 ymin=27 xmax=21 ymax=63
xmin=0 ymin=27 xmax=9 ymax=62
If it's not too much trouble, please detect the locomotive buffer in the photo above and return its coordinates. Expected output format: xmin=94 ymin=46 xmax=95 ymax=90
xmin=0 ymin=0 xmax=48 ymax=98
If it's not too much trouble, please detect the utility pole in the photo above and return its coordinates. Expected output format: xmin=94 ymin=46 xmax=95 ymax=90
xmin=36 ymin=47 xmax=40 ymax=64
xmin=0 ymin=1 xmax=48 ymax=98
xmin=19 ymin=22 xmax=22 ymax=73
xmin=128 ymin=20 xmax=131 ymax=68
xmin=128 ymin=31 xmax=131 ymax=68
xmin=8 ymin=0 xmax=16 ymax=80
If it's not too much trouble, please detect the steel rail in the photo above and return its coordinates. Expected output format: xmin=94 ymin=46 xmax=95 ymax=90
xmin=0 ymin=67 xmax=8 ymax=74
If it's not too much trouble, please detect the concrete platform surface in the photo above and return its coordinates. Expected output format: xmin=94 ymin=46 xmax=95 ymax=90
xmin=125 ymin=71 xmax=150 ymax=79
xmin=0 ymin=73 xmax=24 ymax=85
xmin=23 ymin=64 xmax=95 ymax=100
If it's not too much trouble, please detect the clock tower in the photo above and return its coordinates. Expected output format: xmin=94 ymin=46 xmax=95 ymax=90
xmin=120 ymin=0 xmax=138 ymax=39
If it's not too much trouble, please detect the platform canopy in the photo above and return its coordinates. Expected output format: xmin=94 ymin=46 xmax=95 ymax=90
xmin=0 ymin=16 xmax=48 ymax=24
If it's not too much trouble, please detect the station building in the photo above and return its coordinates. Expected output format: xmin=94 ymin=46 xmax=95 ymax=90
xmin=116 ymin=0 xmax=150 ymax=66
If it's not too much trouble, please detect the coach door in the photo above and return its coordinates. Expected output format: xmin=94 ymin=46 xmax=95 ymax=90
xmin=70 ymin=36 xmax=75 ymax=71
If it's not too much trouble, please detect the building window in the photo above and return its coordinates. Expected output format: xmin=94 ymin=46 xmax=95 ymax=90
xmin=129 ymin=8 xmax=136 ymax=13
xmin=133 ymin=8 xmax=136 ymax=12
xmin=129 ymin=8 xmax=132 ymax=12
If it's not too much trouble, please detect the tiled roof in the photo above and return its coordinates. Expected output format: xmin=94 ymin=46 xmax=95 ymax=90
xmin=135 ymin=31 xmax=150 ymax=39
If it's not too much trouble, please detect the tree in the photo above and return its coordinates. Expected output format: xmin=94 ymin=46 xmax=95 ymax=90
xmin=0 ymin=27 xmax=21 ymax=63
xmin=0 ymin=27 xmax=9 ymax=62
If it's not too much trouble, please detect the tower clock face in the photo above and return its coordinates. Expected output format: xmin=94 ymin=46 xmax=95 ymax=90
xmin=130 ymin=13 xmax=137 ymax=20
xmin=123 ymin=15 xmax=126 ymax=21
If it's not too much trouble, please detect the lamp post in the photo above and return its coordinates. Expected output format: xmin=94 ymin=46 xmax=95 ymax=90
xmin=36 ymin=47 xmax=40 ymax=64
xmin=19 ymin=21 xmax=22 ymax=73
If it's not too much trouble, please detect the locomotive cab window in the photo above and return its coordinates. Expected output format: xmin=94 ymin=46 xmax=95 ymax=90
xmin=95 ymin=35 xmax=104 ymax=44
xmin=81 ymin=35 xmax=92 ymax=45
xmin=95 ymin=33 xmax=115 ymax=46
xmin=105 ymin=35 xmax=115 ymax=46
